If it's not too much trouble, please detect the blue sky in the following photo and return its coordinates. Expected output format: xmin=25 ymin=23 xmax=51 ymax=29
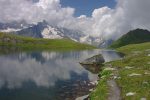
xmin=60 ymin=0 xmax=116 ymax=16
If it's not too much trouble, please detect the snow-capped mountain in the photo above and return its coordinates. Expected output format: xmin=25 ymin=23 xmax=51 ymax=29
xmin=14 ymin=21 xmax=87 ymax=42
xmin=0 ymin=20 xmax=109 ymax=47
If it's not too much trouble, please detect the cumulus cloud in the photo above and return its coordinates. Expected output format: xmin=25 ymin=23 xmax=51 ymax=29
xmin=59 ymin=0 xmax=150 ymax=40
xmin=0 ymin=0 xmax=74 ymax=25
xmin=0 ymin=0 xmax=150 ymax=40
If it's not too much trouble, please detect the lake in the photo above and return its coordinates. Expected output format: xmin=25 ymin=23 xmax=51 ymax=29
xmin=0 ymin=49 xmax=121 ymax=100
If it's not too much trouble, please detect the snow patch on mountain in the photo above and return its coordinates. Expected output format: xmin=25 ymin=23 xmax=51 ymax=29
xmin=0 ymin=28 xmax=22 ymax=32
xmin=41 ymin=26 xmax=63 ymax=39
xmin=80 ymin=35 xmax=92 ymax=44
xmin=0 ymin=21 xmax=112 ymax=47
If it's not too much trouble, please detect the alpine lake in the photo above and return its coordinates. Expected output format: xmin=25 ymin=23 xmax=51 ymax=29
xmin=0 ymin=48 xmax=122 ymax=100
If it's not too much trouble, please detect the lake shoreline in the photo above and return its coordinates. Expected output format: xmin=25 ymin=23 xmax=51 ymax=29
xmin=77 ymin=50 xmax=123 ymax=100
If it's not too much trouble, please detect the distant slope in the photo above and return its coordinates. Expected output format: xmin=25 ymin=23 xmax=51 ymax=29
xmin=0 ymin=32 xmax=95 ymax=51
xmin=110 ymin=29 xmax=150 ymax=48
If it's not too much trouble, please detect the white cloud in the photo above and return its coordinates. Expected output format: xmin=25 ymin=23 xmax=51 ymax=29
xmin=0 ymin=0 xmax=150 ymax=40
xmin=0 ymin=0 xmax=74 ymax=25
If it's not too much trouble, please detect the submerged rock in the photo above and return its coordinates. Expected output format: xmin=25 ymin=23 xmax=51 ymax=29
xmin=75 ymin=95 xmax=89 ymax=100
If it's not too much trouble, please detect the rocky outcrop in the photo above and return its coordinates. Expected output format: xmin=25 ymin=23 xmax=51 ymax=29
xmin=80 ymin=54 xmax=105 ymax=65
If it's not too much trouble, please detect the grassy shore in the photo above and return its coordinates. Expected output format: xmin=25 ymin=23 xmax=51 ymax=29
xmin=0 ymin=32 xmax=95 ymax=51
xmin=90 ymin=42 xmax=150 ymax=100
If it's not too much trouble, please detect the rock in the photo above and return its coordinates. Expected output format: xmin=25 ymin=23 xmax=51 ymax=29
xmin=132 ymin=51 xmax=142 ymax=54
xmin=90 ymin=81 xmax=98 ymax=85
xmin=148 ymin=54 xmax=150 ymax=56
xmin=113 ymin=76 xmax=121 ymax=79
xmin=145 ymin=49 xmax=150 ymax=52
xmin=141 ymin=98 xmax=146 ymax=100
xmin=144 ymin=72 xmax=150 ymax=75
xmin=104 ymin=67 xmax=116 ymax=71
xmin=128 ymin=73 xmax=142 ymax=77
xmin=143 ymin=81 xmax=149 ymax=85
xmin=80 ymin=54 xmax=104 ymax=65
xmin=126 ymin=92 xmax=136 ymax=96
xmin=75 ymin=95 xmax=89 ymax=100
xmin=89 ymin=88 xmax=94 ymax=92
xmin=113 ymin=76 xmax=118 ymax=79
xmin=125 ymin=66 xmax=134 ymax=69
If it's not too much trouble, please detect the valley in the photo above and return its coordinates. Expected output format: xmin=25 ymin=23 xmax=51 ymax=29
xmin=0 ymin=25 xmax=150 ymax=100
xmin=1 ymin=0 xmax=150 ymax=100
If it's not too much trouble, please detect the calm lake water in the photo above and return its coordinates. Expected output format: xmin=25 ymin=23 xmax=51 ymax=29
xmin=0 ymin=49 xmax=121 ymax=100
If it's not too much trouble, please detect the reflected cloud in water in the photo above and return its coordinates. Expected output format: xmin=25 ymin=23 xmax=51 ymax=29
xmin=0 ymin=50 xmax=100 ymax=89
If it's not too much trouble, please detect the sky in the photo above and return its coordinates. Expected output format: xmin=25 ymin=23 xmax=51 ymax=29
xmin=0 ymin=0 xmax=150 ymax=40
xmin=60 ymin=0 xmax=116 ymax=16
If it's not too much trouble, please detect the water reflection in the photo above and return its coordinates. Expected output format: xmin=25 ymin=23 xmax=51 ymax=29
xmin=101 ymin=50 xmax=122 ymax=62
xmin=0 ymin=50 xmax=101 ymax=100
xmin=0 ymin=50 xmax=101 ymax=89
xmin=0 ymin=49 xmax=122 ymax=100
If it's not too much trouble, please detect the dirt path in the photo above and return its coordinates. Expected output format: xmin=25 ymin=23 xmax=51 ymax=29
xmin=107 ymin=80 xmax=121 ymax=100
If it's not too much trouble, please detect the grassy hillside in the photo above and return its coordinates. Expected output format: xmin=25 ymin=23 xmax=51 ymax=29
xmin=0 ymin=32 xmax=95 ymax=51
xmin=110 ymin=29 xmax=150 ymax=48
xmin=90 ymin=42 xmax=150 ymax=100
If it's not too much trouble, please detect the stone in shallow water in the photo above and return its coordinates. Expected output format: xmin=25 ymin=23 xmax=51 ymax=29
xmin=75 ymin=95 xmax=89 ymax=100
xmin=89 ymin=88 xmax=94 ymax=92
xmin=90 ymin=80 xmax=98 ymax=85
xmin=126 ymin=92 xmax=136 ymax=96
xmin=128 ymin=73 xmax=142 ymax=77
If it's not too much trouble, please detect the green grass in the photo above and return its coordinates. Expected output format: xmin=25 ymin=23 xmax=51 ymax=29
xmin=90 ymin=70 xmax=112 ymax=100
xmin=110 ymin=29 xmax=150 ymax=48
xmin=90 ymin=42 xmax=150 ymax=100
xmin=0 ymin=32 xmax=95 ymax=51
xmin=111 ymin=42 xmax=150 ymax=100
